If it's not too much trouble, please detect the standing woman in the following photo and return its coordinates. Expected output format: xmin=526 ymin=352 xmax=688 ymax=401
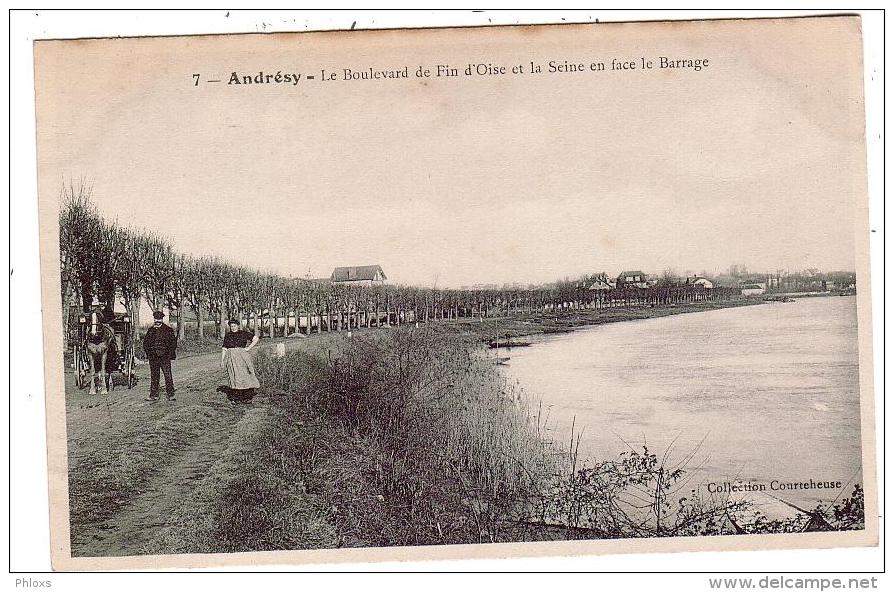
xmin=221 ymin=319 xmax=260 ymax=401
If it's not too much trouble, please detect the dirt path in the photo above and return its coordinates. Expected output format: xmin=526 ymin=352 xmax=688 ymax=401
xmin=65 ymin=335 xmax=337 ymax=557
xmin=73 ymin=407 xmax=243 ymax=556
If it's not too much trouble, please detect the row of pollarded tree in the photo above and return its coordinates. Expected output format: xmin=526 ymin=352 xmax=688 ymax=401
xmin=59 ymin=182 xmax=741 ymax=343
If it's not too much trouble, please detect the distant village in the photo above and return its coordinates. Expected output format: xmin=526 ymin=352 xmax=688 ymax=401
xmin=319 ymin=264 xmax=858 ymax=298
xmin=571 ymin=266 xmax=859 ymax=298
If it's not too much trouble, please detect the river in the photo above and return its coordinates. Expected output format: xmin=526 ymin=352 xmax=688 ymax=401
xmin=500 ymin=296 xmax=863 ymax=510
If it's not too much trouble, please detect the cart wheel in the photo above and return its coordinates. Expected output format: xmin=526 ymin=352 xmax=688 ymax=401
xmin=74 ymin=349 xmax=85 ymax=389
xmin=125 ymin=348 xmax=135 ymax=389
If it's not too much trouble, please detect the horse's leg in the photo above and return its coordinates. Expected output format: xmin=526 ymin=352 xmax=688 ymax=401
xmin=87 ymin=347 xmax=97 ymax=394
xmin=99 ymin=345 xmax=108 ymax=394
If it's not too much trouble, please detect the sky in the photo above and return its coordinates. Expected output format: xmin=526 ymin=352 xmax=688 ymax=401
xmin=35 ymin=18 xmax=867 ymax=288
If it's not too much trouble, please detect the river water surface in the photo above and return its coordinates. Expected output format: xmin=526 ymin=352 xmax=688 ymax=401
xmin=500 ymin=296 xmax=863 ymax=509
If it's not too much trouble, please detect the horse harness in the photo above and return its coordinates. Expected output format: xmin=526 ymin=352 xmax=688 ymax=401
xmin=85 ymin=311 xmax=114 ymax=345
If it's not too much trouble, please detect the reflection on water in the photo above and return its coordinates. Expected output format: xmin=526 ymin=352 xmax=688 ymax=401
xmin=500 ymin=297 xmax=862 ymax=507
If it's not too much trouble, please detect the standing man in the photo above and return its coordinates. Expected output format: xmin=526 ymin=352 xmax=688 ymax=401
xmin=142 ymin=310 xmax=177 ymax=402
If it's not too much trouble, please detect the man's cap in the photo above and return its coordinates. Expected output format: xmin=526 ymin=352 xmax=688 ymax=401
xmin=153 ymin=311 xmax=165 ymax=320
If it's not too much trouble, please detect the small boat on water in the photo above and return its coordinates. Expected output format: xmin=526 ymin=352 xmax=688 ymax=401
xmin=765 ymin=295 xmax=795 ymax=303
xmin=543 ymin=327 xmax=574 ymax=334
xmin=488 ymin=340 xmax=532 ymax=349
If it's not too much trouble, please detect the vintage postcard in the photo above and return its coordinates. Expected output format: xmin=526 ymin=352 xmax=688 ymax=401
xmin=34 ymin=15 xmax=877 ymax=570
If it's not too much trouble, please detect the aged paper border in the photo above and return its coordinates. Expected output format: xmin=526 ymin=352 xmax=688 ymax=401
xmin=33 ymin=16 xmax=879 ymax=571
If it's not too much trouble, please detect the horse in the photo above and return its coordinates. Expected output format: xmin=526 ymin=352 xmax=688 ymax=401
xmin=84 ymin=308 xmax=115 ymax=394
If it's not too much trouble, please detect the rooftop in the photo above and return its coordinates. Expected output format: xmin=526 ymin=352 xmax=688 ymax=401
xmin=331 ymin=265 xmax=387 ymax=282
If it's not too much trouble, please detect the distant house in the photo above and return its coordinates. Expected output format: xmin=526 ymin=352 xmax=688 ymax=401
xmin=330 ymin=265 xmax=387 ymax=286
xmin=691 ymin=277 xmax=714 ymax=289
xmin=616 ymin=270 xmax=650 ymax=289
xmin=587 ymin=274 xmax=615 ymax=291
xmin=741 ymin=283 xmax=766 ymax=296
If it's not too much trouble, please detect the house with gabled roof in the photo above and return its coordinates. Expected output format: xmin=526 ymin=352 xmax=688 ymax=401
xmin=330 ymin=265 xmax=387 ymax=286
xmin=616 ymin=270 xmax=650 ymax=289
xmin=689 ymin=276 xmax=714 ymax=289
xmin=587 ymin=274 xmax=615 ymax=291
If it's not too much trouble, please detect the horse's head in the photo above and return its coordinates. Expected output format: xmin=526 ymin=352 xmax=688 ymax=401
xmin=90 ymin=310 xmax=101 ymax=336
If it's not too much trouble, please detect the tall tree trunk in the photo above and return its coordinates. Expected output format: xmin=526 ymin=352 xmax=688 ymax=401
xmin=127 ymin=296 xmax=142 ymax=341
xmin=177 ymin=296 xmax=188 ymax=341
xmin=62 ymin=283 xmax=77 ymax=352
xmin=62 ymin=298 xmax=72 ymax=352
xmin=196 ymin=300 xmax=205 ymax=341
xmin=80 ymin=283 xmax=92 ymax=313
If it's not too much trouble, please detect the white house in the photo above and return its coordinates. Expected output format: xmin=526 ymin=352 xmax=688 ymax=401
xmin=741 ymin=283 xmax=766 ymax=296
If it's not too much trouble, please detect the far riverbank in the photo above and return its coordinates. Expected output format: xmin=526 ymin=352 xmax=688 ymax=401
xmin=151 ymin=298 xmax=768 ymax=361
xmin=434 ymin=298 xmax=767 ymax=347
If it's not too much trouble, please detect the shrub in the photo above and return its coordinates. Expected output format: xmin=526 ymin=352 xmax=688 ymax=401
xmin=535 ymin=446 xmax=748 ymax=538
xmin=257 ymin=328 xmax=556 ymax=543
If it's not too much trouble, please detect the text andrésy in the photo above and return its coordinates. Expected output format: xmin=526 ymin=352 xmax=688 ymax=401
xmin=228 ymin=71 xmax=301 ymax=86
